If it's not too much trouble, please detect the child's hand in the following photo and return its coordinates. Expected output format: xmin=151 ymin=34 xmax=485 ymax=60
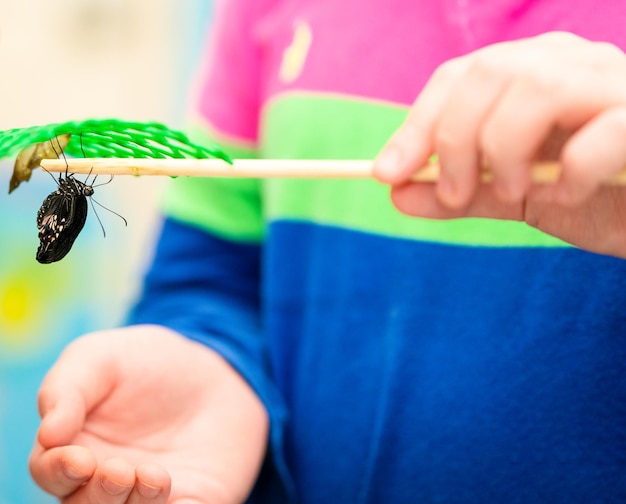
xmin=29 ymin=325 xmax=268 ymax=504
xmin=374 ymin=32 xmax=626 ymax=257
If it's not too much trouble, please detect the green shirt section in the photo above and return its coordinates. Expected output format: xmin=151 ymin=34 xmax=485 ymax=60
xmin=261 ymin=92 xmax=567 ymax=247
xmin=164 ymin=92 xmax=568 ymax=248
xmin=161 ymin=123 xmax=265 ymax=242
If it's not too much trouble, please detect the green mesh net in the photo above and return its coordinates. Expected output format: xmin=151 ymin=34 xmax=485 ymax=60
xmin=0 ymin=118 xmax=231 ymax=162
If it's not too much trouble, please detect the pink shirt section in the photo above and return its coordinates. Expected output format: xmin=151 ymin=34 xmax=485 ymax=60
xmin=196 ymin=0 xmax=626 ymax=144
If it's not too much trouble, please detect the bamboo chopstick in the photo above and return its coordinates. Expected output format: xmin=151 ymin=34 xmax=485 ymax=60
xmin=39 ymin=157 xmax=626 ymax=185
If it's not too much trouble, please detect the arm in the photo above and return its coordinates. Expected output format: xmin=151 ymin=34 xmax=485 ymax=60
xmin=30 ymin=191 xmax=291 ymax=504
xmin=30 ymin=0 xmax=293 ymax=502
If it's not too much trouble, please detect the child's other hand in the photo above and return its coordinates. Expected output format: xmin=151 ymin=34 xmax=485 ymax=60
xmin=29 ymin=325 xmax=268 ymax=504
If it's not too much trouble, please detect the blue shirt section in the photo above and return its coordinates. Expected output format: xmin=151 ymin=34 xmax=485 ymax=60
xmin=130 ymin=217 xmax=626 ymax=503
xmin=266 ymin=220 xmax=626 ymax=503
xmin=127 ymin=218 xmax=293 ymax=502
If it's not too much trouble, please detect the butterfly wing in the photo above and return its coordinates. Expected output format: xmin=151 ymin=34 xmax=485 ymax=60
xmin=36 ymin=191 xmax=88 ymax=264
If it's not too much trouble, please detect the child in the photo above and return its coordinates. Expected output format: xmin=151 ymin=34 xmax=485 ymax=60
xmin=30 ymin=1 xmax=626 ymax=502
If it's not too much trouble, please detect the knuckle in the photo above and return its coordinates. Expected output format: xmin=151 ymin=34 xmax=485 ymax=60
xmin=435 ymin=124 xmax=461 ymax=153
xmin=535 ymin=31 xmax=583 ymax=46
xmin=478 ymin=124 xmax=501 ymax=166
xmin=431 ymin=56 xmax=465 ymax=83
xmin=464 ymin=49 xmax=510 ymax=82
xmin=518 ymin=69 xmax=562 ymax=96
xmin=593 ymin=41 xmax=624 ymax=61
xmin=602 ymin=107 xmax=626 ymax=133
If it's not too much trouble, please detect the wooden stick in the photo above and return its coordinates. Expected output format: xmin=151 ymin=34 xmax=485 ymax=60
xmin=39 ymin=157 xmax=626 ymax=185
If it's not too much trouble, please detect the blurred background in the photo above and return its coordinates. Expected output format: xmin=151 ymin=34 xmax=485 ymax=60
xmin=0 ymin=1 xmax=214 ymax=502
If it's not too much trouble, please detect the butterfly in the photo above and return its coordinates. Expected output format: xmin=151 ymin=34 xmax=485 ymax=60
xmin=36 ymin=174 xmax=93 ymax=264
xmin=35 ymin=137 xmax=127 ymax=264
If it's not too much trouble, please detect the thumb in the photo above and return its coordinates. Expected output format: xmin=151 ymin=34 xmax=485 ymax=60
xmin=37 ymin=333 xmax=117 ymax=448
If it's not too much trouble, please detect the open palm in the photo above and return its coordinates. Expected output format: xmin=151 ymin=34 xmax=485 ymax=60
xmin=30 ymin=325 xmax=268 ymax=504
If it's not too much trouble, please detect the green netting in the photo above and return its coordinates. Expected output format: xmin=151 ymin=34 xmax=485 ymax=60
xmin=0 ymin=118 xmax=232 ymax=162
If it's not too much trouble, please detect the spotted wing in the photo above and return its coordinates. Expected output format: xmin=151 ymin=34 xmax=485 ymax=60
xmin=36 ymin=191 xmax=88 ymax=264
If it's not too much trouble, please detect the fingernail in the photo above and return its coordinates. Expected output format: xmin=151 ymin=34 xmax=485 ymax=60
xmin=139 ymin=483 xmax=162 ymax=498
xmin=62 ymin=462 xmax=85 ymax=481
xmin=101 ymin=478 xmax=132 ymax=496
xmin=374 ymin=146 xmax=401 ymax=180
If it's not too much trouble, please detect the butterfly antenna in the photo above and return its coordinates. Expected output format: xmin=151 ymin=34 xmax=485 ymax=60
xmin=41 ymin=139 xmax=64 ymax=184
xmin=51 ymin=136 xmax=70 ymax=177
xmin=79 ymin=132 xmax=100 ymax=186
xmin=88 ymin=198 xmax=107 ymax=238
xmin=91 ymin=197 xmax=128 ymax=227
xmin=92 ymin=174 xmax=114 ymax=188
xmin=40 ymin=162 xmax=60 ymax=184
xmin=79 ymin=132 xmax=86 ymax=158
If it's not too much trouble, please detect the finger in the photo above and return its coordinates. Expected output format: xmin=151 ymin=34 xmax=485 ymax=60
xmin=434 ymin=56 xmax=510 ymax=208
xmin=554 ymin=107 xmax=626 ymax=205
xmin=37 ymin=334 xmax=116 ymax=448
xmin=524 ymin=186 xmax=626 ymax=256
xmin=373 ymin=34 xmax=574 ymax=188
xmin=28 ymin=444 xmax=96 ymax=498
xmin=479 ymin=70 xmax=564 ymax=202
xmin=37 ymin=388 xmax=87 ymax=449
xmin=64 ymin=457 xmax=135 ymax=504
xmin=374 ymin=55 xmax=471 ymax=184
xmin=126 ymin=464 xmax=171 ymax=504
xmin=389 ymin=182 xmax=523 ymax=221
xmin=481 ymin=52 xmax=626 ymax=203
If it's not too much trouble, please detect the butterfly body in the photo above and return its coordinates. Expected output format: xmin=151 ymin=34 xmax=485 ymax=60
xmin=36 ymin=175 xmax=92 ymax=264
